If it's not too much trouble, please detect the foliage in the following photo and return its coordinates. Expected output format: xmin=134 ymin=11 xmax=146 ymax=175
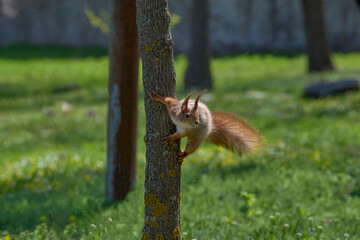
xmin=84 ymin=8 xmax=181 ymax=35
xmin=170 ymin=14 xmax=181 ymax=29
xmin=85 ymin=9 xmax=110 ymax=35
xmin=1 ymin=46 xmax=360 ymax=239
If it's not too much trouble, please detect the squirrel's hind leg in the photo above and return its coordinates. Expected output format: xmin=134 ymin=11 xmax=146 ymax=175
xmin=148 ymin=92 xmax=166 ymax=103
xmin=178 ymin=136 xmax=202 ymax=164
xmin=148 ymin=92 xmax=177 ymax=108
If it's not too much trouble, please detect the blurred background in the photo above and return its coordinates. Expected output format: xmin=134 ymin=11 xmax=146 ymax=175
xmin=1 ymin=0 xmax=360 ymax=52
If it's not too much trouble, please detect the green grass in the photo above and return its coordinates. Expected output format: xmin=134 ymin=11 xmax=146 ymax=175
xmin=1 ymin=46 xmax=360 ymax=239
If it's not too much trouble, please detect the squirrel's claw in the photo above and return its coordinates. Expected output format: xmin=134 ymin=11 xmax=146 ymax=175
xmin=177 ymin=150 xmax=187 ymax=164
xmin=163 ymin=137 xmax=171 ymax=146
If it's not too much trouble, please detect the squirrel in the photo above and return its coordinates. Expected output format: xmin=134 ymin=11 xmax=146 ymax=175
xmin=148 ymin=90 xmax=263 ymax=164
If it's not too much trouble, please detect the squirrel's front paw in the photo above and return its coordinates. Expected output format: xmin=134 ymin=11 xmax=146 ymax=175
xmin=163 ymin=136 xmax=172 ymax=146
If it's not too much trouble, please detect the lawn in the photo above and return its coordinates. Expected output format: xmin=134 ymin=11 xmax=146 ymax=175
xmin=1 ymin=46 xmax=360 ymax=239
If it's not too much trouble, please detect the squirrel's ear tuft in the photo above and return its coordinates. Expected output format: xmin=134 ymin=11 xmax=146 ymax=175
xmin=181 ymin=91 xmax=194 ymax=112
xmin=193 ymin=90 xmax=207 ymax=111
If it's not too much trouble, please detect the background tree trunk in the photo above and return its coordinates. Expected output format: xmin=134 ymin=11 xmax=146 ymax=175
xmin=136 ymin=0 xmax=182 ymax=239
xmin=302 ymin=0 xmax=335 ymax=72
xmin=184 ymin=0 xmax=212 ymax=91
xmin=106 ymin=0 xmax=139 ymax=203
xmin=355 ymin=0 xmax=360 ymax=10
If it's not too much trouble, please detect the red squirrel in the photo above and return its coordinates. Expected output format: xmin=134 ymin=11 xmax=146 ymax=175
xmin=148 ymin=90 xmax=263 ymax=164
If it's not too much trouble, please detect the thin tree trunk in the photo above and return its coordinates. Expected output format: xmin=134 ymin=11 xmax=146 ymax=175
xmin=136 ymin=0 xmax=182 ymax=239
xmin=185 ymin=0 xmax=212 ymax=91
xmin=106 ymin=0 xmax=139 ymax=203
xmin=302 ymin=0 xmax=335 ymax=72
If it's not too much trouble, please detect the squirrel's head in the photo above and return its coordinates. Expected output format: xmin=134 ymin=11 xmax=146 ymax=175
xmin=179 ymin=90 xmax=207 ymax=128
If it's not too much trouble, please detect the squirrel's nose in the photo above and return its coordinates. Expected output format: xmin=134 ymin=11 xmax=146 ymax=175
xmin=195 ymin=120 xmax=199 ymax=125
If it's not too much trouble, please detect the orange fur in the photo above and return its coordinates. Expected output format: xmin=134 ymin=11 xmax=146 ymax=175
xmin=207 ymin=111 xmax=263 ymax=155
xmin=148 ymin=91 xmax=264 ymax=163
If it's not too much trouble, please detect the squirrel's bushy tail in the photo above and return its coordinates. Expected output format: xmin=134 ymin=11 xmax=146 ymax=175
xmin=207 ymin=111 xmax=263 ymax=155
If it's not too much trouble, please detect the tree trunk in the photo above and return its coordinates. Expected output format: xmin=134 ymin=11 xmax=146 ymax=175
xmin=136 ymin=0 xmax=182 ymax=239
xmin=356 ymin=0 xmax=360 ymax=10
xmin=302 ymin=0 xmax=335 ymax=72
xmin=184 ymin=0 xmax=212 ymax=91
xmin=106 ymin=0 xmax=139 ymax=203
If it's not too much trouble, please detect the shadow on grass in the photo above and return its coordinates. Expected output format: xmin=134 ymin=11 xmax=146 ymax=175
xmin=1 ymin=45 xmax=303 ymax=61
xmin=211 ymin=49 xmax=304 ymax=58
xmin=216 ymin=161 xmax=260 ymax=178
xmin=0 ymin=82 xmax=28 ymax=98
xmin=0 ymin=167 xmax=106 ymax=233
xmin=182 ymin=158 xmax=260 ymax=187
xmin=0 ymin=44 xmax=108 ymax=60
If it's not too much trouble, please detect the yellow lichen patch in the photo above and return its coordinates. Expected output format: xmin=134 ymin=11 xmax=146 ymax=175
xmin=145 ymin=220 xmax=159 ymax=228
xmin=145 ymin=192 xmax=168 ymax=218
xmin=152 ymin=41 xmax=157 ymax=47
xmin=172 ymin=226 xmax=181 ymax=239
xmin=168 ymin=169 xmax=176 ymax=177
xmin=144 ymin=43 xmax=152 ymax=51
xmin=141 ymin=233 xmax=151 ymax=240
xmin=145 ymin=192 xmax=157 ymax=207
xmin=160 ymin=172 xmax=166 ymax=178
xmin=155 ymin=233 xmax=165 ymax=240
xmin=152 ymin=201 xmax=168 ymax=218
xmin=155 ymin=58 xmax=160 ymax=62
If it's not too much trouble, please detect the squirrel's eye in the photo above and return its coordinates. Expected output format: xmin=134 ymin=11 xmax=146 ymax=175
xmin=185 ymin=113 xmax=190 ymax=118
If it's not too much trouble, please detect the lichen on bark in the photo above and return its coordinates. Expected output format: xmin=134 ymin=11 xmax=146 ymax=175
xmin=136 ymin=0 xmax=182 ymax=239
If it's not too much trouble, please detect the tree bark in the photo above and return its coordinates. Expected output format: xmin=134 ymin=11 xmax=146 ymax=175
xmin=106 ymin=0 xmax=139 ymax=203
xmin=184 ymin=0 xmax=212 ymax=91
xmin=302 ymin=0 xmax=335 ymax=72
xmin=136 ymin=0 xmax=182 ymax=239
